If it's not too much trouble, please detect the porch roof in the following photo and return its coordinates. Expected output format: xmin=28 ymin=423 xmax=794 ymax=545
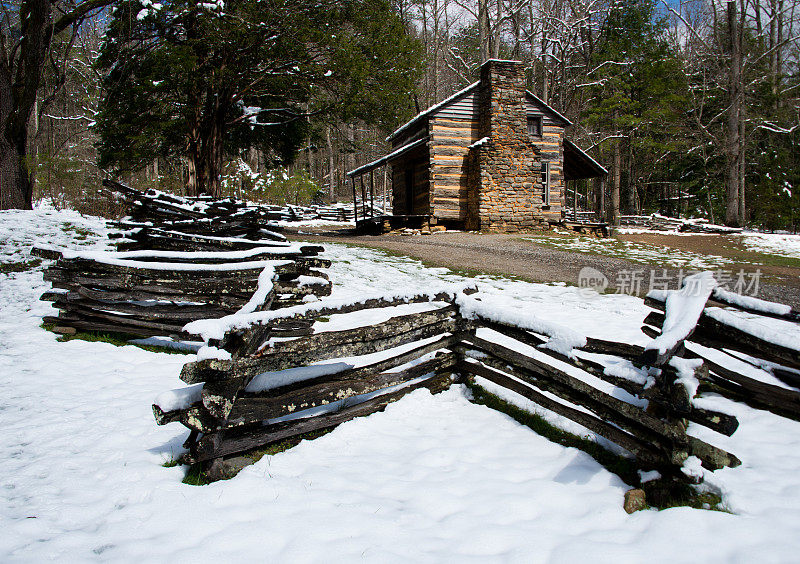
xmin=346 ymin=137 xmax=429 ymax=179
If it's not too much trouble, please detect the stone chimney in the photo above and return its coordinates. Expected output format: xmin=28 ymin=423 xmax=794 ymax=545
xmin=470 ymin=59 xmax=543 ymax=232
xmin=479 ymin=60 xmax=528 ymax=145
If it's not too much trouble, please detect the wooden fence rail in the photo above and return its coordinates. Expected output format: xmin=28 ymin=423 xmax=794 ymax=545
xmin=147 ymin=281 xmax=800 ymax=485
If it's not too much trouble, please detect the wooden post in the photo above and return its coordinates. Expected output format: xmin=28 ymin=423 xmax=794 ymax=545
xmin=351 ymin=176 xmax=358 ymax=223
xmin=370 ymin=169 xmax=375 ymax=218
xmin=360 ymin=176 xmax=366 ymax=219
xmin=596 ymin=176 xmax=606 ymax=223
xmin=383 ymin=165 xmax=388 ymax=215
xmin=573 ymin=180 xmax=578 ymax=219
xmin=584 ymin=180 xmax=590 ymax=218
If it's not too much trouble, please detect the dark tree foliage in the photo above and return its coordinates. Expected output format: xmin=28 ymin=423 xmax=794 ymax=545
xmin=96 ymin=0 xmax=423 ymax=196
xmin=583 ymin=0 xmax=687 ymax=223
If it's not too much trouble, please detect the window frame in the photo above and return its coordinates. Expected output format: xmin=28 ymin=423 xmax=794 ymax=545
xmin=527 ymin=116 xmax=543 ymax=138
xmin=541 ymin=161 xmax=551 ymax=207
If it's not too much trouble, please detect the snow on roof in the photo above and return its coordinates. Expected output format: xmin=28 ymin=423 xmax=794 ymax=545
xmin=564 ymin=138 xmax=608 ymax=175
xmin=526 ymin=91 xmax=572 ymax=126
xmin=386 ymin=82 xmax=479 ymax=143
xmin=347 ymin=137 xmax=429 ymax=177
xmin=481 ymin=59 xmax=523 ymax=65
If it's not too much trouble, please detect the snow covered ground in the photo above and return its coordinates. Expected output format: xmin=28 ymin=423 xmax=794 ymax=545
xmin=617 ymin=226 xmax=800 ymax=262
xmin=741 ymin=232 xmax=800 ymax=260
xmin=3 ymin=207 xmax=800 ymax=562
xmin=524 ymin=232 xmax=735 ymax=269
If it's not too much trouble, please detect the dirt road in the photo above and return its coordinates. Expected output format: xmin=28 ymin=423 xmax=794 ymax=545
xmin=289 ymin=229 xmax=800 ymax=309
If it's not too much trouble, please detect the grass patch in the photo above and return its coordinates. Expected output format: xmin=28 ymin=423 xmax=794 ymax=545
xmin=60 ymin=222 xmax=95 ymax=241
xmin=522 ymin=232 xmax=736 ymax=270
xmin=162 ymin=457 xmax=183 ymax=468
xmin=317 ymin=239 xmax=535 ymax=283
xmin=244 ymin=428 xmax=333 ymax=462
xmin=182 ymin=463 xmax=209 ymax=486
xmin=41 ymin=324 xmax=194 ymax=355
xmin=467 ymin=379 xmax=730 ymax=512
xmin=0 ymin=258 xmax=42 ymax=274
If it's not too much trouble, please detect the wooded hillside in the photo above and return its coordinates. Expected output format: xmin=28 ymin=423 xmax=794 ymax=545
xmin=5 ymin=0 xmax=799 ymax=230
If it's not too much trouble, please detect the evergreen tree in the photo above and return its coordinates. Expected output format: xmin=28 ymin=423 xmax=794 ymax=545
xmin=96 ymin=0 xmax=423 ymax=197
xmin=583 ymin=0 xmax=687 ymax=223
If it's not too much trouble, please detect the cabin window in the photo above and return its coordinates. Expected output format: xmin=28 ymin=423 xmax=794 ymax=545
xmin=527 ymin=116 xmax=542 ymax=138
xmin=541 ymin=162 xmax=550 ymax=206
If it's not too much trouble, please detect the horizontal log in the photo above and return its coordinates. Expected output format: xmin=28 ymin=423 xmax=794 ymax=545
xmin=227 ymin=316 xmax=461 ymax=382
xmin=464 ymin=336 xmax=688 ymax=447
xmin=49 ymin=292 xmax=230 ymax=321
xmin=687 ymin=347 xmax=800 ymax=420
xmin=686 ymin=406 xmax=739 ymax=437
xmin=708 ymin=290 xmax=800 ymax=323
xmin=215 ymin=291 xmax=463 ymax=354
xmin=193 ymin=372 xmax=454 ymax=462
xmin=227 ymin=353 xmax=456 ymax=427
xmin=692 ymin=315 xmax=800 ymax=371
xmin=688 ymin=436 xmax=741 ymax=470
xmin=579 ymin=337 xmax=646 ymax=361
xmin=43 ymin=315 xmax=184 ymax=338
xmin=255 ymin=305 xmax=458 ymax=355
xmin=457 ymin=359 xmax=665 ymax=465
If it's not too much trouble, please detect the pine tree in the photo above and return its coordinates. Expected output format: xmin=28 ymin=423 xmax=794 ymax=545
xmin=583 ymin=0 xmax=687 ymax=224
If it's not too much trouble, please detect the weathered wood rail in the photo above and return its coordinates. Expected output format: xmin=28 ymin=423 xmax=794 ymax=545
xmin=38 ymin=181 xmax=335 ymax=338
xmin=36 ymin=246 xmax=332 ymax=337
xmin=155 ymin=294 xmax=466 ymax=478
xmin=103 ymin=179 xmax=285 ymax=237
xmin=643 ymin=286 xmax=800 ymax=420
xmin=148 ymin=281 xmax=800 ymax=486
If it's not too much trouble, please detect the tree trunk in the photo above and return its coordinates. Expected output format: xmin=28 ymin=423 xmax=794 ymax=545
xmin=610 ymin=114 xmax=621 ymax=226
xmin=724 ymin=0 xmax=743 ymax=227
xmin=0 ymin=134 xmax=33 ymax=209
xmin=478 ymin=0 xmax=489 ymax=64
xmin=626 ymin=139 xmax=636 ymax=214
xmin=326 ymin=126 xmax=336 ymax=202
xmin=186 ymin=136 xmax=202 ymax=197
xmin=203 ymin=115 xmax=225 ymax=199
xmin=0 ymin=0 xmax=53 ymax=210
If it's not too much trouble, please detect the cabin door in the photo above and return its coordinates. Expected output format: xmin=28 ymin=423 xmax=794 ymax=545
xmin=404 ymin=165 xmax=415 ymax=215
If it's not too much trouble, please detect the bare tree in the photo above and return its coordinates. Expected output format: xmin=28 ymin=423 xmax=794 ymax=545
xmin=0 ymin=0 xmax=112 ymax=210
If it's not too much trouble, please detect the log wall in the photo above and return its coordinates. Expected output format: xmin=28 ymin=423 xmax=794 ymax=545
xmin=390 ymin=146 xmax=430 ymax=216
xmin=429 ymin=116 xmax=481 ymax=221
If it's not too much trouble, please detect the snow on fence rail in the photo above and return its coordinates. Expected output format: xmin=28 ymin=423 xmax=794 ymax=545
xmin=35 ymin=245 xmax=332 ymax=337
xmin=644 ymin=281 xmax=800 ymax=420
xmin=619 ymin=214 xmax=744 ymax=234
xmin=103 ymin=179 xmax=287 ymax=239
xmin=36 ymin=181 xmax=335 ymax=338
xmin=155 ymin=287 xmax=765 ymax=484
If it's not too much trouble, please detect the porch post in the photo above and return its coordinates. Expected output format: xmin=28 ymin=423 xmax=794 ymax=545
xmin=370 ymin=169 xmax=375 ymax=218
xmin=351 ymin=175 xmax=358 ymax=222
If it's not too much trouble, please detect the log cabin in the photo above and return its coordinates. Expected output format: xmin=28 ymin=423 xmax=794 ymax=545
xmin=348 ymin=59 xmax=607 ymax=232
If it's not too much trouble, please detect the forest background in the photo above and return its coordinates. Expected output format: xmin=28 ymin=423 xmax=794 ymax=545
xmin=3 ymin=0 xmax=799 ymax=230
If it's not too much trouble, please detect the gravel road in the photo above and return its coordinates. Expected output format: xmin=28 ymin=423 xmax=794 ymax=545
xmin=290 ymin=229 xmax=800 ymax=310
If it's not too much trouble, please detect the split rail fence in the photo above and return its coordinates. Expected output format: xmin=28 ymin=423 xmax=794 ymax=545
xmin=36 ymin=181 xmax=332 ymax=338
xmin=149 ymin=276 xmax=800 ymax=484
